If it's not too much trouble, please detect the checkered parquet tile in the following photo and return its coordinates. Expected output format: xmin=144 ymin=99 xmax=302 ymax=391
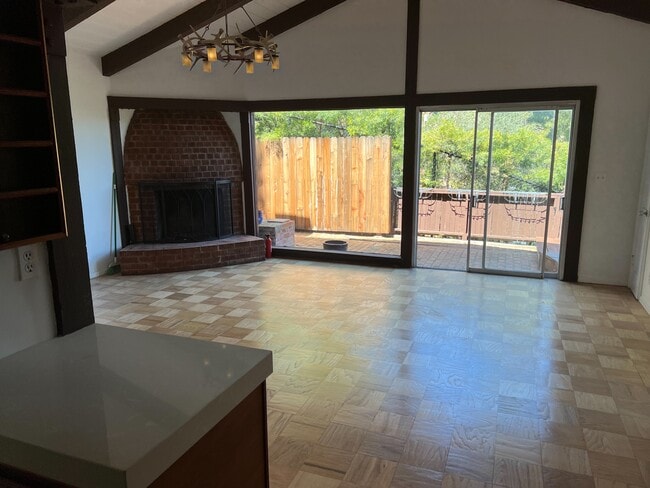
xmin=91 ymin=259 xmax=650 ymax=488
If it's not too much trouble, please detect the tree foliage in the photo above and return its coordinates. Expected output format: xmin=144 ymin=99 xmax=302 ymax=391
xmin=254 ymin=108 xmax=572 ymax=192
xmin=420 ymin=110 xmax=572 ymax=192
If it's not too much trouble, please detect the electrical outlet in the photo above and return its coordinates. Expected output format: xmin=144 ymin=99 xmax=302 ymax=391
xmin=17 ymin=245 xmax=36 ymax=281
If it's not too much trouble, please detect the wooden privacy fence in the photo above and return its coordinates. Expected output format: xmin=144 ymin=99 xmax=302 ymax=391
xmin=395 ymin=189 xmax=564 ymax=244
xmin=255 ymin=137 xmax=392 ymax=234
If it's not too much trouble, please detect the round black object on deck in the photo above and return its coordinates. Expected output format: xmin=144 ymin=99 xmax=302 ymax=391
xmin=323 ymin=240 xmax=348 ymax=251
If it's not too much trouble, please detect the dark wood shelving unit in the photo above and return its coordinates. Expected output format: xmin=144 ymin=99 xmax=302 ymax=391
xmin=0 ymin=88 xmax=48 ymax=98
xmin=0 ymin=188 xmax=60 ymax=200
xmin=0 ymin=0 xmax=67 ymax=250
xmin=0 ymin=33 xmax=42 ymax=47
xmin=0 ymin=141 xmax=54 ymax=148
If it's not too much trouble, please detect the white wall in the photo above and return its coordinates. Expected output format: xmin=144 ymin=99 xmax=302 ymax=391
xmin=119 ymin=109 xmax=135 ymax=148
xmin=221 ymin=112 xmax=242 ymax=155
xmin=67 ymin=0 xmax=650 ymax=285
xmin=66 ymin=48 xmax=115 ymax=278
xmin=0 ymin=245 xmax=57 ymax=359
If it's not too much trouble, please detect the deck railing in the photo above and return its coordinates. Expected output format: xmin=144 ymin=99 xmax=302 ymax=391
xmin=394 ymin=188 xmax=564 ymax=243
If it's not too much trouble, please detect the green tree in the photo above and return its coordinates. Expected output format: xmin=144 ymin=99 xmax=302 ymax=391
xmin=419 ymin=110 xmax=571 ymax=193
xmin=419 ymin=112 xmax=476 ymax=188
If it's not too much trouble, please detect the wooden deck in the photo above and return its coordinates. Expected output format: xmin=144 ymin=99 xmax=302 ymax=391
xmin=293 ymin=232 xmax=548 ymax=273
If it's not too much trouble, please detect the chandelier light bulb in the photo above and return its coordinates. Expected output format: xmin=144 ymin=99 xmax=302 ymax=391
xmin=202 ymin=59 xmax=212 ymax=73
xmin=254 ymin=47 xmax=264 ymax=63
xmin=207 ymin=46 xmax=218 ymax=62
xmin=245 ymin=60 xmax=254 ymax=74
xmin=181 ymin=53 xmax=192 ymax=67
xmin=271 ymin=55 xmax=280 ymax=71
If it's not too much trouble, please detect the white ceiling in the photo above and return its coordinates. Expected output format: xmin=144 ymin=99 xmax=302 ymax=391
xmin=65 ymin=0 xmax=302 ymax=57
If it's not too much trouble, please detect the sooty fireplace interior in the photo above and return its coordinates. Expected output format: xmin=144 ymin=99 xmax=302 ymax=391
xmin=138 ymin=180 xmax=233 ymax=243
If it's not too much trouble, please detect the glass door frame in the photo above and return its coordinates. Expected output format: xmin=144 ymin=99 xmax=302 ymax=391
xmin=415 ymin=100 xmax=581 ymax=279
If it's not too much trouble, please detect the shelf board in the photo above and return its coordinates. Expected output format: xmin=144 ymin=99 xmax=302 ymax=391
xmin=0 ymin=87 xmax=47 ymax=98
xmin=0 ymin=140 xmax=53 ymax=148
xmin=0 ymin=33 xmax=41 ymax=47
xmin=0 ymin=231 xmax=67 ymax=251
xmin=0 ymin=187 xmax=59 ymax=200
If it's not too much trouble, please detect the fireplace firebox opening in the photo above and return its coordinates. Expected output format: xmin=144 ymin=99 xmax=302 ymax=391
xmin=138 ymin=180 xmax=233 ymax=243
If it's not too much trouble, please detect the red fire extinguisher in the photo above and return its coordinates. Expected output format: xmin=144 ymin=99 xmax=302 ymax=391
xmin=265 ymin=234 xmax=272 ymax=259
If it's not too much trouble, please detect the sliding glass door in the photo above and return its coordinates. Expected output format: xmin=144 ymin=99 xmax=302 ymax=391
xmin=417 ymin=104 xmax=576 ymax=278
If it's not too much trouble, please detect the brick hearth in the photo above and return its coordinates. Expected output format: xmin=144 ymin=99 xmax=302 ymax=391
xmin=118 ymin=236 xmax=265 ymax=276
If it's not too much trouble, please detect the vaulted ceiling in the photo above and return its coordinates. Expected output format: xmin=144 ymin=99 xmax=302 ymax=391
xmin=56 ymin=0 xmax=650 ymax=77
xmin=558 ymin=0 xmax=650 ymax=25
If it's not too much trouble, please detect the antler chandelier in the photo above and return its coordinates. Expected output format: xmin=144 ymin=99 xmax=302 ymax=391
xmin=179 ymin=8 xmax=279 ymax=75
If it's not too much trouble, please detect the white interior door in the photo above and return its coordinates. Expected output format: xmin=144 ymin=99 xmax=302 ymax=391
xmin=635 ymin=216 xmax=650 ymax=309
xmin=630 ymin=117 xmax=650 ymax=301
xmin=630 ymin=185 xmax=650 ymax=300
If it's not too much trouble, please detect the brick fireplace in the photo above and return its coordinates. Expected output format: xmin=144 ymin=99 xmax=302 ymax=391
xmin=118 ymin=109 xmax=264 ymax=275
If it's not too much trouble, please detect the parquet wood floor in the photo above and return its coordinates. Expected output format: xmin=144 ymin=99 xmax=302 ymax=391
xmin=91 ymin=259 xmax=650 ymax=487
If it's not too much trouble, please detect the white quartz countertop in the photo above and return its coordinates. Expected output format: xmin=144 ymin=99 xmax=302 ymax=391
xmin=0 ymin=324 xmax=273 ymax=487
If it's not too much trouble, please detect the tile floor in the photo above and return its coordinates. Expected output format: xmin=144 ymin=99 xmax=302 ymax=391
xmin=92 ymin=259 xmax=650 ymax=488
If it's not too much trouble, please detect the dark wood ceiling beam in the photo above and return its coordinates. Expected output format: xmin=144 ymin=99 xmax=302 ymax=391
xmin=557 ymin=0 xmax=650 ymax=24
xmin=101 ymin=0 xmax=253 ymax=77
xmin=241 ymin=0 xmax=348 ymax=40
xmin=62 ymin=0 xmax=116 ymax=30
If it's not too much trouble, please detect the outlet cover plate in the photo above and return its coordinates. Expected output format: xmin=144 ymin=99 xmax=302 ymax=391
xmin=17 ymin=246 xmax=36 ymax=281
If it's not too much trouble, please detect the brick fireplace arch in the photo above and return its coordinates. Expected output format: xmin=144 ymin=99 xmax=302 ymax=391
xmin=123 ymin=109 xmax=244 ymax=242
xmin=118 ymin=109 xmax=263 ymax=275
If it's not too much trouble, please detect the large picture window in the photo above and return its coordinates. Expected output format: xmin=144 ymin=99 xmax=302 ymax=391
xmin=253 ymin=109 xmax=404 ymax=257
